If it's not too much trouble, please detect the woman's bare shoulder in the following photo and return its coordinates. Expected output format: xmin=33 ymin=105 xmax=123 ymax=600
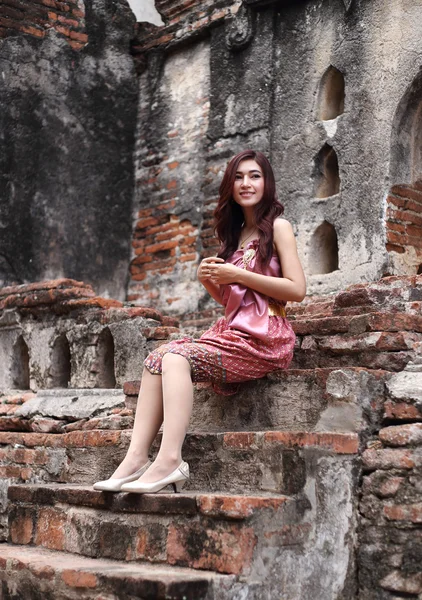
xmin=273 ymin=218 xmax=294 ymax=237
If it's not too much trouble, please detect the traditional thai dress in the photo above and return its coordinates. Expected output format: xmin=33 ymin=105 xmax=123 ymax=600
xmin=144 ymin=238 xmax=296 ymax=395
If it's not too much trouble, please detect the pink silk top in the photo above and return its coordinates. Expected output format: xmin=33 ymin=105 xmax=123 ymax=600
xmin=220 ymin=239 xmax=285 ymax=341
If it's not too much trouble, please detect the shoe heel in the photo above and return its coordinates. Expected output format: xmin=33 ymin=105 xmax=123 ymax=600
xmin=172 ymin=479 xmax=186 ymax=493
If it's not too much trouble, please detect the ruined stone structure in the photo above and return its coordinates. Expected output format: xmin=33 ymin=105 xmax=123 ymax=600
xmin=0 ymin=0 xmax=422 ymax=598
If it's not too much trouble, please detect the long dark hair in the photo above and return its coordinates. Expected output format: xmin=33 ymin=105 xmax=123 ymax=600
xmin=214 ymin=149 xmax=284 ymax=266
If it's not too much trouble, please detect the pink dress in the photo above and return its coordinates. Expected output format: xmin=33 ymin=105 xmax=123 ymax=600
xmin=144 ymin=239 xmax=296 ymax=395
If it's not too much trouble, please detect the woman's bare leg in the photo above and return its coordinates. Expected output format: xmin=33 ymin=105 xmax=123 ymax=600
xmin=136 ymin=353 xmax=193 ymax=483
xmin=111 ymin=367 xmax=163 ymax=478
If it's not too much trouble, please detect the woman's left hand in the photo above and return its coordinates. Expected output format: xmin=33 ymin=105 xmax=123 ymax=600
xmin=207 ymin=262 xmax=243 ymax=285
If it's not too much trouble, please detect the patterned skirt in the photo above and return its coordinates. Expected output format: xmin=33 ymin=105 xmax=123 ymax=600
xmin=143 ymin=316 xmax=295 ymax=395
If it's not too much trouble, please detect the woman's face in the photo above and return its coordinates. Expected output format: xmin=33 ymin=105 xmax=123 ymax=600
xmin=232 ymin=159 xmax=265 ymax=208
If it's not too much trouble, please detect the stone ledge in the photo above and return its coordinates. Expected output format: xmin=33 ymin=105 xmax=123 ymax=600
xmin=8 ymin=483 xmax=292 ymax=520
xmin=0 ymin=545 xmax=235 ymax=599
xmin=0 ymin=429 xmax=359 ymax=452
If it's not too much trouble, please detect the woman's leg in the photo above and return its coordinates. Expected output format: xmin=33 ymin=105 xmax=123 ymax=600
xmin=137 ymin=353 xmax=194 ymax=483
xmin=111 ymin=367 xmax=164 ymax=479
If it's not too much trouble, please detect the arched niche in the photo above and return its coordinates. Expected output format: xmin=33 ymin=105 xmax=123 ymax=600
xmin=316 ymin=66 xmax=345 ymax=121
xmin=49 ymin=334 xmax=71 ymax=388
xmin=314 ymin=144 xmax=341 ymax=198
xmin=96 ymin=328 xmax=116 ymax=389
xmin=11 ymin=336 xmax=30 ymax=389
xmin=390 ymin=67 xmax=422 ymax=184
xmin=309 ymin=221 xmax=339 ymax=275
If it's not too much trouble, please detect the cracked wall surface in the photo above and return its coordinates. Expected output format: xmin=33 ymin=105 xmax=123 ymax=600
xmin=0 ymin=0 xmax=138 ymax=300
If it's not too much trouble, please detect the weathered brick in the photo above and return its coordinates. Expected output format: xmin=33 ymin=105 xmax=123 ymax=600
xmin=362 ymin=448 xmax=419 ymax=470
xmin=9 ymin=509 xmax=34 ymax=544
xmin=166 ymin=522 xmax=256 ymax=575
xmin=223 ymin=432 xmax=257 ymax=449
xmin=384 ymin=401 xmax=422 ymax=421
xmin=197 ymin=494 xmax=289 ymax=519
xmin=379 ymin=570 xmax=422 ymax=595
xmin=264 ymin=432 xmax=359 ymax=454
xmin=383 ymin=503 xmax=422 ymax=524
xmin=35 ymin=507 xmax=67 ymax=550
xmin=61 ymin=570 xmax=98 ymax=589
xmin=379 ymin=424 xmax=422 ymax=447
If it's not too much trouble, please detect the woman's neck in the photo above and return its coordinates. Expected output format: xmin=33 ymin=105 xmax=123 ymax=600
xmin=242 ymin=208 xmax=255 ymax=229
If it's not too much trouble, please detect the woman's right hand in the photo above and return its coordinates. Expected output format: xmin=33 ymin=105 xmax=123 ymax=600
xmin=197 ymin=256 xmax=225 ymax=282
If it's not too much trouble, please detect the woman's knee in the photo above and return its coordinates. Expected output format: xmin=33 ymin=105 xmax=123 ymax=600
xmin=161 ymin=352 xmax=190 ymax=374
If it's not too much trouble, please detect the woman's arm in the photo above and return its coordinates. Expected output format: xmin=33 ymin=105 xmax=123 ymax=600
xmin=207 ymin=219 xmax=306 ymax=303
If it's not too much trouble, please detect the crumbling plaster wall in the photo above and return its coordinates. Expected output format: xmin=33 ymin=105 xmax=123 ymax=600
xmin=130 ymin=0 xmax=422 ymax=314
xmin=0 ymin=0 xmax=138 ymax=300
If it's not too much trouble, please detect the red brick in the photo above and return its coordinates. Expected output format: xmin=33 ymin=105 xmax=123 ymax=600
xmin=386 ymin=221 xmax=406 ymax=233
xmin=63 ymin=430 xmax=122 ymax=447
xmin=383 ymin=503 xmax=422 ymax=523
xmin=362 ymin=448 xmax=418 ymax=470
xmin=223 ymin=432 xmax=257 ymax=449
xmin=166 ymin=180 xmax=177 ymax=190
xmin=144 ymin=240 xmax=179 ymax=254
xmin=388 ymin=208 xmax=422 ymax=227
xmin=265 ymin=431 xmax=359 ymax=454
xmin=386 ymin=243 xmax=405 ymax=254
xmin=141 ymin=326 xmax=179 ymax=340
xmin=62 ymin=570 xmax=98 ymax=588
xmin=167 ymin=161 xmax=179 ymax=169
xmin=166 ymin=522 xmax=256 ymax=575
xmin=379 ymin=423 xmax=422 ymax=447
xmin=10 ymin=511 xmax=34 ymax=545
xmin=384 ymin=401 xmax=422 ymax=420
xmin=0 ymin=465 xmax=21 ymax=478
xmin=197 ymin=494 xmax=288 ymax=519
xmin=137 ymin=208 xmax=153 ymax=218
xmin=69 ymin=30 xmax=87 ymax=42
xmin=180 ymin=253 xmax=197 ymax=262
xmin=135 ymin=216 xmax=159 ymax=230
xmin=386 ymin=230 xmax=405 ymax=246
xmin=123 ymin=380 xmax=141 ymax=396
xmin=57 ymin=14 xmax=79 ymax=26
xmin=35 ymin=508 xmax=66 ymax=551
xmin=391 ymin=184 xmax=422 ymax=204
xmin=378 ymin=477 xmax=405 ymax=498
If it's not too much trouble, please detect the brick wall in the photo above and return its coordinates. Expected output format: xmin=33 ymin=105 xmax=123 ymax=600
xmin=385 ymin=183 xmax=422 ymax=273
xmin=132 ymin=0 xmax=240 ymax=56
xmin=0 ymin=0 xmax=87 ymax=50
xmin=359 ymin=382 xmax=422 ymax=599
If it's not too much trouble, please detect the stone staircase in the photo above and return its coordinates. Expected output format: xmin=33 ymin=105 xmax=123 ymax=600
xmin=2 ymin=425 xmax=359 ymax=599
xmin=0 ymin=274 xmax=421 ymax=598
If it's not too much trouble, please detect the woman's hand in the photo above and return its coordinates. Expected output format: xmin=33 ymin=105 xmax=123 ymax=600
xmin=197 ymin=257 xmax=225 ymax=282
xmin=207 ymin=262 xmax=243 ymax=285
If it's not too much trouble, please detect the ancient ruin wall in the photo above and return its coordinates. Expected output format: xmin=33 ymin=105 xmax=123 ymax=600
xmin=129 ymin=0 xmax=422 ymax=316
xmin=0 ymin=0 xmax=138 ymax=300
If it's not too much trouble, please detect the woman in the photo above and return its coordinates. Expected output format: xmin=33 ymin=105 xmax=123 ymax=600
xmin=94 ymin=149 xmax=306 ymax=494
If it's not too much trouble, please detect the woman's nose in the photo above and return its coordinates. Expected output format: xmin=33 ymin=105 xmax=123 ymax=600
xmin=241 ymin=176 xmax=250 ymax=187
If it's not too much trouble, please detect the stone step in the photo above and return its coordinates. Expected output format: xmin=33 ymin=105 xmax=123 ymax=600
xmin=127 ymin=366 xmax=388 ymax=433
xmin=8 ymin=484 xmax=308 ymax=576
xmin=0 ymin=429 xmax=358 ymax=494
xmin=0 ymin=544 xmax=238 ymax=599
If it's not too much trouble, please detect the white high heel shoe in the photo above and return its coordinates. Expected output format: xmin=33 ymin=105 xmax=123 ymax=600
xmin=120 ymin=461 xmax=189 ymax=494
xmin=93 ymin=460 xmax=152 ymax=492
